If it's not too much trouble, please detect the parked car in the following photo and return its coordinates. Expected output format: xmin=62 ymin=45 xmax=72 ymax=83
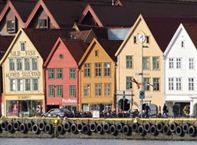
xmin=41 ymin=108 xmax=74 ymax=118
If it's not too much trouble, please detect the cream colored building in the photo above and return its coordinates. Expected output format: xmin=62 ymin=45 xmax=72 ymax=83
xmin=0 ymin=28 xmax=45 ymax=117
xmin=115 ymin=15 xmax=165 ymax=113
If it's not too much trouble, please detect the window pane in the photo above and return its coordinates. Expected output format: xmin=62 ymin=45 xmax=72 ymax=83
xmin=104 ymin=83 xmax=111 ymax=96
xmin=126 ymin=55 xmax=133 ymax=69
xmin=57 ymin=68 xmax=63 ymax=79
xmin=24 ymin=58 xmax=30 ymax=70
xmin=95 ymin=83 xmax=102 ymax=96
xmin=69 ymin=85 xmax=76 ymax=97
xmin=25 ymin=79 xmax=31 ymax=91
xmin=95 ymin=63 xmax=101 ymax=77
xmin=188 ymin=78 xmax=194 ymax=91
xmin=143 ymin=78 xmax=150 ymax=91
xmin=10 ymin=79 xmax=16 ymax=91
xmin=126 ymin=76 xmax=132 ymax=90
xmin=57 ymin=85 xmax=63 ymax=97
xmin=32 ymin=58 xmax=38 ymax=70
xmin=104 ymin=63 xmax=110 ymax=76
xmin=143 ymin=57 xmax=150 ymax=70
xmin=9 ymin=58 xmax=15 ymax=71
xmin=48 ymin=68 xmax=55 ymax=79
xmin=169 ymin=58 xmax=174 ymax=69
xmin=153 ymin=78 xmax=160 ymax=91
xmin=17 ymin=79 xmax=23 ymax=91
xmin=32 ymin=79 xmax=38 ymax=91
xmin=69 ymin=68 xmax=75 ymax=79
xmin=152 ymin=57 xmax=160 ymax=70
xmin=16 ymin=58 xmax=22 ymax=70
xmin=176 ymin=58 xmax=181 ymax=69
xmin=48 ymin=85 xmax=55 ymax=97
xmin=175 ymin=78 xmax=181 ymax=90
xmin=84 ymin=63 xmax=90 ymax=77
xmin=189 ymin=58 xmax=194 ymax=69
xmin=20 ymin=42 xmax=25 ymax=51
xmin=84 ymin=84 xmax=90 ymax=96
xmin=168 ymin=78 xmax=174 ymax=91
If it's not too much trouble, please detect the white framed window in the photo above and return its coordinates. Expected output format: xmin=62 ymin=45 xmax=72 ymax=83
xmin=176 ymin=78 xmax=182 ymax=90
xmin=143 ymin=78 xmax=150 ymax=91
xmin=95 ymin=63 xmax=102 ymax=77
xmin=168 ymin=78 xmax=174 ymax=91
xmin=32 ymin=58 xmax=38 ymax=70
xmin=9 ymin=58 xmax=15 ymax=71
xmin=32 ymin=79 xmax=38 ymax=91
xmin=104 ymin=83 xmax=111 ymax=96
xmin=24 ymin=58 xmax=30 ymax=70
xmin=83 ymin=84 xmax=90 ymax=96
xmin=17 ymin=79 xmax=23 ymax=91
xmin=176 ymin=58 xmax=181 ymax=69
xmin=104 ymin=63 xmax=111 ymax=76
xmin=84 ymin=63 xmax=90 ymax=77
xmin=126 ymin=76 xmax=132 ymax=90
xmin=10 ymin=79 xmax=16 ymax=91
xmin=25 ymin=79 xmax=31 ymax=91
xmin=95 ymin=83 xmax=102 ymax=96
xmin=153 ymin=78 xmax=160 ymax=91
xmin=126 ymin=55 xmax=133 ymax=69
xmin=16 ymin=58 xmax=22 ymax=70
xmin=189 ymin=58 xmax=194 ymax=69
xmin=69 ymin=85 xmax=76 ymax=97
xmin=188 ymin=78 xmax=194 ymax=91
xmin=20 ymin=42 xmax=26 ymax=51
xmin=143 ymin=57 xmax=150 ymax=70
xmin=152 ymin=57 xmax=160 ymax=70
xmin=169 ymin=58 xmax=174 ymax=69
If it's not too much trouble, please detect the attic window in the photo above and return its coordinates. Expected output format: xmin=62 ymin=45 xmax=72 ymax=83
xmin=38 ymin=19 xmax=48 ymax=29
xmin=20 ymin=42 xmax=26 ymax=51
xmin=146 ymin=36 xmax=150 ymax=43
xmin=95 ymin=50 xmax=99 ymax=57
xmin=181 ymin=41 xmax=184 ymax=48
xmin=7 ymin=20 xmax=16 ymax=33
xmin=134 ymin=36 xmax=137 ymax=44
xmin=59 ymin=54 xmax=64 ymax=59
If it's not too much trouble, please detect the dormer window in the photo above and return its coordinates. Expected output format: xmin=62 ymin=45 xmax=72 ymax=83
xmin=20 ymin=42 xmax=26 ymax=51
xmin=38 ymin=19 xmax=48 ymax=29
xmin=181 ymin=41 xmax=184 ymax=48
xmin=7 ymin=20 xmax=16 ymax=33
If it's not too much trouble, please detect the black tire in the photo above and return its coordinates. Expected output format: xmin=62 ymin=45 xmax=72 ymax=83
xmin=150 ymin=125 xmax=158 ymax=136
xmin=176 ymin=126 xmax=184 ymax=136
xmin=122 ymin=125 xmax=131 ymax=136
xmin=1 ymin=121 xmax=8 ymax=131
xmin=77 ymin=123 xmax=84 ymax=132
xmin=45 ymin=123 xmax=53 ymax=134
xmin=96 ymin=124 xmax=103 ymax=134
xmin=103 ymin=123 xmax=110 ymax=133
xmin=32 ymin=124 xmax=40 ymax=134
xmin=116 ymin=123 xmax=123 ymax=133
xmin=57 ymin=124 xmax=64 ymax=135
xmin=138 ymin=125 xmax=145 ymax=136
xmin=7 ymin=122 xmax=14 ymax=133
xmin=19 ymin=123 xmax=27 ymax=133
xmin=109 ymin=125 xmax=117 ymax=135
xmin=63 ymin=122 xmax=70 ymax=132
xmin=13 ymin=121 xmax=20 ymax=131
xmin=39 ymin=122 xmax=46 ymax=131
xmin=82 ymin=124 xmax=90 ymax=135
xmin=90 ymin=122 xmax=97 ymax=132
xmin=182 ymin=123 xmax=190 ymax=133
xmin=188 ymin=125 xmax=196 ymax=137
xmin=27 ymin=122 xmax=33 ymax=131
xmin=163 ymin=124 xmax=171 ymax=135
xmin=169 ymin=122 xmax=177 ymax=133
xmin=132 ymin=123 xmax=139 ymax=133
xmin=144 ymin=122 xmax=151 ymax=133
xmin=156 ymin=122 xmax=163 ymax=132
xmin=71 ymin=123 xmax=78 ymax=134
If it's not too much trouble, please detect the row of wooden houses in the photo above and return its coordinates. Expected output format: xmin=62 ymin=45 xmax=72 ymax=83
xmin=0 ymin=0 xmax=197 ymax=117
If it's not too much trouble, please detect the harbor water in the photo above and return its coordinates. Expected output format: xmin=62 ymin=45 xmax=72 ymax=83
xmin=0 ymin=138 xmax=196 ymax=145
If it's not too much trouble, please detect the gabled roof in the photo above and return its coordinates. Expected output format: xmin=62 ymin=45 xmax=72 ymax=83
xmin=0 ymin=0 xmax=36 ymax=28
xmin=26 ymin=0 xmax=86 ymax=28
xmin=0 ymin=35 xmax=14 ymax=59
xmin=0 ymin=1 xmax=6 ymax=14
xmin=79 ymin=4 xmax=136 ymax=27
xmin=24 ymin=29 xmax=69 ymax=61
xmin=116 ymin=15 xmax=197 ymax=56
xmin=44 ymin=37 xmax=88 ymax=67
xmin=79 ymin=38 xmax=122 ymax=67
xmin=182 ymin=23 xmax=197 ymax=48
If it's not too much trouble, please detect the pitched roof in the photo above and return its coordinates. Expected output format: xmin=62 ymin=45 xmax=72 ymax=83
xmin=97 ymin=39 xmax=122 ymax=61
xmin=24 ymin=29 xmax=69 ymax=60
xmin=0 ymin=1 xmax=6 ymax=13
xmin=183 ymin=23 xmax=197 ymax=48
xmin=43 ymin=0 xmax=86 ymax=27
xmin=10 ymin=0 xmax=37 ymax=22
xmin=0 ymin=35 xmax=14 ymax=59
xmin=62 ymin=38 xmax=88 ymax=63
xmin=145 ymin=17 xmax=197 ymax=52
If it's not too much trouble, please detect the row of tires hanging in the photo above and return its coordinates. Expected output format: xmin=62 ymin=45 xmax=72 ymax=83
xmin=0 ymin=120 xmax=197 ymax=137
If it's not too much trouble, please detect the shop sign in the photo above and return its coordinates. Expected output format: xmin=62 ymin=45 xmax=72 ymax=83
xmin=6 ymin=71 xmax=41 ymax=78
xmin=18 ymin=96 xmax=31 ymax=100
xmin=62 ymin=99 xmax=77 ymax=104
xmin=10 ymin=50 xmax=36 ymax=57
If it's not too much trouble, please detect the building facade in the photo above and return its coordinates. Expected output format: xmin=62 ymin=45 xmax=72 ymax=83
xmin=79 ymin=38 xmax=121 ymax=112
xmin=44 ymin=37 xmax=87 ymax=111
xmin=164 ymin=23 xmax=197 ymax=117
xmin=115 ymin=15 xmax=164 ymax=113
xmin=0 ymin=29 xmax=45 ymax=117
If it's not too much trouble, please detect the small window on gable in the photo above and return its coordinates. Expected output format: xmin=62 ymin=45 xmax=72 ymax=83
xmin=134 ymin=36 xmax=137 ymax=44
xmin=38 ymin=18 xmax=48 ymax=29
xmin=95 ymin=50 xmax=99 ymax=57
xmin=181 ymin=41 xmax=184 ymax=48
xmin=20 ymin=42 xmax=26 ymax=51
xmin=7 ymin=20 xmax=16 ymax=33
xmin=59 ymin=54 xmax=64 ymax=59
xmin=146 ymin=36 xmax=150 ymax=43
